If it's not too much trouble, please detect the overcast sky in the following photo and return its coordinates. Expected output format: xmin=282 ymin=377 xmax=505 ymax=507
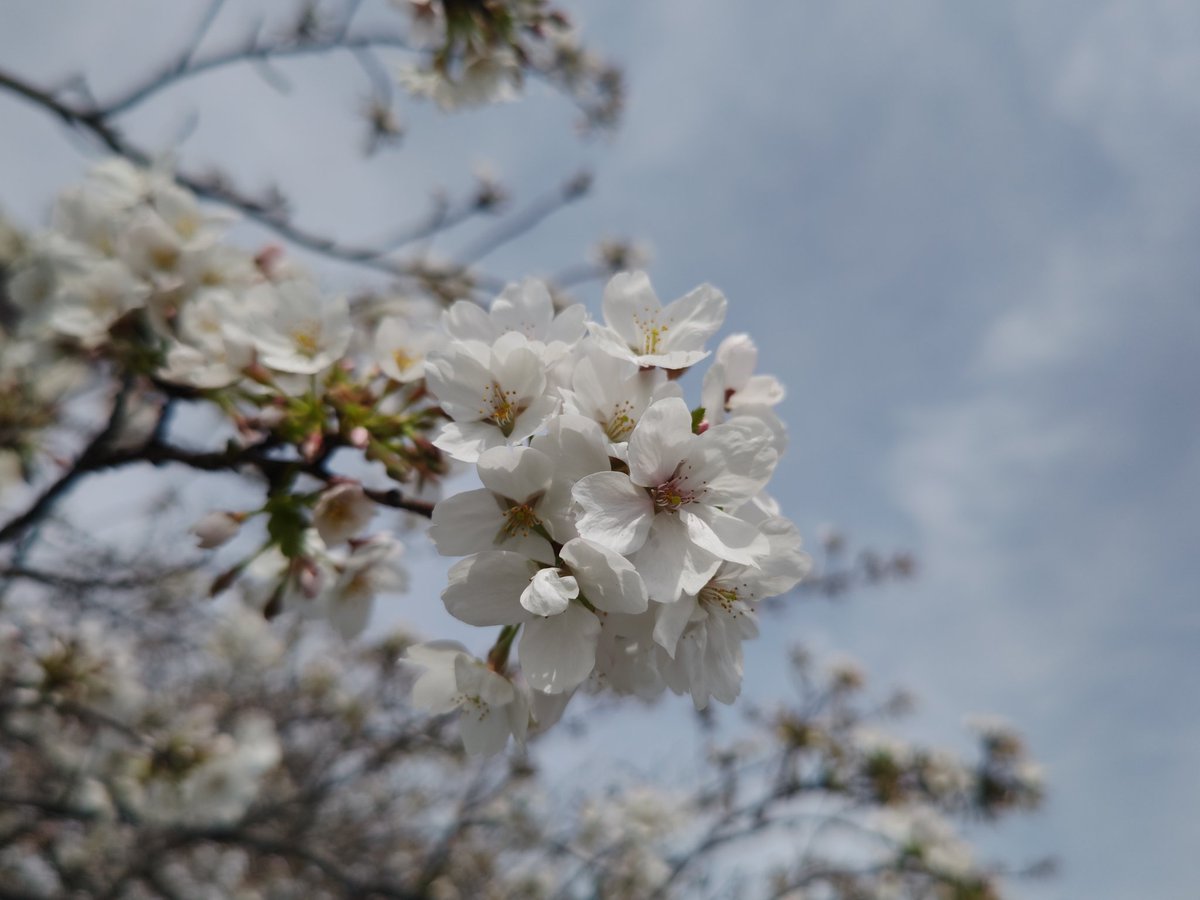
xmin=3 ymin=2 xmax=1199 ymax=897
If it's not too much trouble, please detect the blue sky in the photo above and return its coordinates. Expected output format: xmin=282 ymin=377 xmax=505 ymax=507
xmin=3 ymin=2 xmax=1199 ymax=896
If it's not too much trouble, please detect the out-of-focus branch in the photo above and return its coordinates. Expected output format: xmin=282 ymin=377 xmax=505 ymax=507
xmin=0 ymin=389 xmax=433 ymax=547
xmin=0 ymin=377 xmax=132 ymax=546
xmin=179 ymin=827 xmax=426 ymax=900
xmin=0 ymin=60 xmax=577 ymax=294
xmin=459 ymin=170 xmax=592 ymax=264
xmin=101 ymin=33 xmax=415 ymax=119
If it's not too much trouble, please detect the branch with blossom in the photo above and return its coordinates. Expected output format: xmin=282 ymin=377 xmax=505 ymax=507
xmin=0 ymin=3 xmax=1048 ymax=897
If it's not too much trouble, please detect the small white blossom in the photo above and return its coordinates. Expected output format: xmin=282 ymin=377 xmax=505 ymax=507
xmin=589 ymin=271 xmax=727 ymax=370
xmin=425 ymin=331 xmax=560 ymax=462
xmin=406 ymin=641 xmax=530 ymax=756
xmin=233 ymin=276 xmax=353 ymax=375
xmin=444 ymin=279 xmax=587 ymax=364
xmin=573 ymin=397 xmax=777 ymax=604
xmin=191 ymin=511 xmax=244 ymax=549
xmin=312 ymin=483 xmax=376 ymax=546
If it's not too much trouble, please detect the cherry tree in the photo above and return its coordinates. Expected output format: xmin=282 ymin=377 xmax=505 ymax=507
xmin=0 ymin=2 xmax=1048 ymax=897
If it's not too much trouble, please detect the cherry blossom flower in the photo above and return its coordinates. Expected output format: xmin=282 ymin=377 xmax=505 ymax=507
xmin=313 ymin=483 xmax=376 ymax=546
xmin=562 ymin=347 xmax=682 ymax=452
xmin=406 ymin=641 xmax=531 ymax=756
xmin=233 ymin=276 xmax=352 ymax=375
xmin=425 ymin=331 xmax=560 ymax=462
xmin=440 ymin=539 xmax=647 ymax=694
xmin=374 ymin=315 xmax=443 ymax=383
xmin=443 ymin=278 xmax=587 ymax=364
xmin=573 ymin=396 xmax=778 ymax=604
xmin=429 ymin=445 xmax=559 ymax=563
xmin=588 ymin=271 xmax=726 ymax=370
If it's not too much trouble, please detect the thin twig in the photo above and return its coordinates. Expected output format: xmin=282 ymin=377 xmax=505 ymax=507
xmin=459 ymin=170 xmax=592 ymax=263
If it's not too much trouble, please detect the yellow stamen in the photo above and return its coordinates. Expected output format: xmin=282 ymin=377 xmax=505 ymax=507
xmin=501 ymin=503 xmax=541 ymax=538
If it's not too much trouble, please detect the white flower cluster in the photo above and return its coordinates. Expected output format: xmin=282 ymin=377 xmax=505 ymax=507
xmin=407 ymin=272 xmax=811 ymax=754
xmin=391 ymin=0 xmax=623 ymax=128
xmin=5 ymin=161 xmax=432 ymax=637
xmin=6 ymin=160 xmax=808 ymax=758
xmin=0 ymin=606 xmax=280 ymax=830
xmin=4 ymin=158 xmax=419 ymax=393
xmin=237 ymin=521 xmax=409 ymax=641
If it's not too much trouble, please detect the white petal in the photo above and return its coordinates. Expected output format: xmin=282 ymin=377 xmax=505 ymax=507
xmin=682 ymin=506 xmax=769 ymax=565
xmin=602 ymin=270 xmax=660 ymax=348
xmin=459 ymin=705 xmax=513 ymax=756
xmin=443 ymin=299 xmax=496 ymax=342
xmin=561 ymin=538 xmax=648 ymax=614
xmin=546 ymin=302 xmax=588 ymax=346
xmin=432 ymin=420 xmax=504 ymax=463
xmin=653 ymin=595 xmax=698 ymax=658
xmin=506 ymin=680 xmax=532 ymax=745
xmin=531 ymin=414 xmax=612 ymax=483
xmin=715 ymin=333 xmax=758 ymax=389
xmin=633 ymin=514 xmax=720 ymax=604
xmin=529 ymin=687 xmax=574 ymax=732
xmin=491 ymin=279 xmax=554 ymax=339
xmin=519 ymin=604 xmax=601 ymax=694
xmin=585 ymin=323 xmax=640 ymax=366
xmin=700 ymin=361 xmax=729 ymax=425
xmin=441 ymin=552 xmax=535 ymax=626
xmin=660 ymin=283 xmax=727 ymax=352
xmin=731 ymin=374 xmax=785 ymax=408
xmin=520 ymin=568 xmax=579 ymax=617
xmin=425 ymin=343 xmax=492 ymax=421
xmin=638 ymin=349 xmax=711 ymax=369
xmin=491 ymin=336 xmax=547 ymax=399
xmin=325 ymin=588 xmax=373 ymax=639
xmin=406 ymin=641 xmax=468 ymax=714
xmin=694 ymin=418 xmax=778 ymax=507
xmin=573 ymin=471 xmax=654 ymax=554
xmin=430 ymin=489 xmax=504 ymax=554
xmin=477 ymin=445 xmax=554 ymax=503
xmin=627 ymin=396 xmax=694 ymax=487
xmin=468 ymin=660 xmax=517 ymax=707
xmin=508 ymin=393 xmax=561 ymax=443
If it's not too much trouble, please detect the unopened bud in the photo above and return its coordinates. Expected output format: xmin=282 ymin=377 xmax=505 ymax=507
xmin=297 ymin=559 xmax=322 ymax=599
xmin=254 ymin=244 xmax=285 ymax=277
xmin=191 ymin=511 xmax=245 ymax=549
xmin=300 ymin=430 xmax=324 ymax=462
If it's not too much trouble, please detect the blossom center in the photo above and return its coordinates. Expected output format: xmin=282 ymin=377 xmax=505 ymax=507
xmin=392 ymin=348 xmax=418 ymax=373
xmin=150 ymin=243 xmax=181 ymax=272
xmin=501 ymin=502 xmax=541 ymax=538
xmin=631 ymin=309 xmax=669 ymax=356
xmin=699 ymin=584 xmax=741 ymax=613
xmin=650 ymin=476 xmax=698 ymax=511
xmin=481 ymin=381 xmax=523 ymax=435
xmin=290 ymin=320 xmax=323 ymax=357
xmin=605 ymin=399 xmax=636 ymax=442
xmin=649 ymin=459 xmax=708 ymax=511
xmin=456 ymin=693 xmax=491 ymax=721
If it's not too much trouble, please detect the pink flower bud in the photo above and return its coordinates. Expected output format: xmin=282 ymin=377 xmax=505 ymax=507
xmin=191 ymin=511 xmax=243 ymax=549
xmin=301 ymin=431 xmax=324 ymax=462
